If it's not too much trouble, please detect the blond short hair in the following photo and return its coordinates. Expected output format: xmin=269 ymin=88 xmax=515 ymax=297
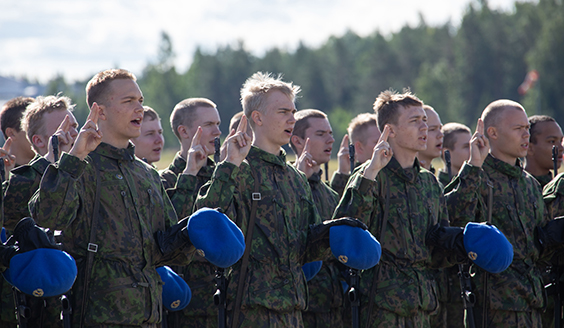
xmin=347 ymin=113 xmax=378 ymax=144
xmin=170 ymin=98 xmax=217 ymax=140
xmin=86 ymin=69 xmax=136 ymax=108
xmin=481 ymin=99 xmax=525 ymax=138
xmin=240 ymin=72 xmax=300 ymax=127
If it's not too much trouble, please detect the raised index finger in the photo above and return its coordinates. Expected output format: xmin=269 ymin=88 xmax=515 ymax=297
xmin=87 ymin=102 xmax=100 ymax=125
xmin=57 ymin=115 xmax=71 ymax=132
xmin=340 ymin=134 xmax=349 ymax=149
xmin=476 ymin=118 xmax=484 ymax=135
xmin=238 ymin=115 xmax=248 ymax=134
xmin=3 ymin=137 xmax=12 ymax=153
xmin=379 ymin=125 xmax=391 ymax=143
xmin=304 ymin=138 xmax=311 ymax=152
xmin=191 ymin=126 xmax=202 ymax=148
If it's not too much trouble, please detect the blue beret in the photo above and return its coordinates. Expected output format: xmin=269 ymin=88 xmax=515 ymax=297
xmin=463 ymin=222 xmax=513 ymax=274
xmin=3 ymin=249 xmax=77 ymax=297
xmin=329 ymin=225 xmax=381 ymax=270
xmin=156 ymin=266 xmax=191 ymax=311
xmin=187 ymin=208 xmax=245 ymax=268
xmin=302 ymin=261 xmax=322 ymax=281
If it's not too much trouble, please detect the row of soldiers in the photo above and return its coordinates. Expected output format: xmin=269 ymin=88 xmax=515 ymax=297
xmin=0 ymin=68 xmax=563 ymax=328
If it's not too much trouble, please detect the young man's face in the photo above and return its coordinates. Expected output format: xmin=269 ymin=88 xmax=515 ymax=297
xmin=186 ymin=106 xmax=221 ymax=156
xmin=255 ymin=90 xmax=297 ymax=150
xmin=419 ymin=109 xmax=443 ymax=161
xmin=12 ymin=129 xmax=35 ymax=162
xmin=446 ymin=131 xmax=471 ymax=172
xmin=355 ymin=124 xmax=380 ymax=164
xmin=36 ymin=109 xmax=79 ymax=156
xmin=299 ymin=117 xmax=335 ymax=165
xmin=527 ymin=120 xmax=564 ymax=171
xmin=132 ymin=118 xmax=164 ymax=164
xmin=390 ymin=105 xmax=428 ymax=153
xmin=100 ymin=79 xmax=144 ymax=146
xmin=490 ymin=108 xmax=530 ymax=163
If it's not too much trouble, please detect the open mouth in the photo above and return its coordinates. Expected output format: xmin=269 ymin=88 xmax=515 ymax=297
xmin=324 ymin=148 xmax=332 ymax=154
xmin=131 ymin=117 xmax=142 ymax=127
xmin=284 ymin=128 xmax=293 ymax=135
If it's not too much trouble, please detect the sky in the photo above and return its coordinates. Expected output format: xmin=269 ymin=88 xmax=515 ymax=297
xmin=0 ymin=0 xmax=526 ymax=84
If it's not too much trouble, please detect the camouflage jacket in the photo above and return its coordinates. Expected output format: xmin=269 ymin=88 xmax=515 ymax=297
xmin=329 ymin=172 xmax=349 ymax=198
xmin=437 ymin=169 xmax=451 ymax=187
xmin=543 ymin=172 xmax=564 ymax=219
xmin=306 ymin=170 xmax=344 ymax=312
xmin=160 ymin=152 xmax=218 ymax=317
xmin=445 ymin=154 xmax=549 ymax=312
xmin=333 ymin=156 xmax=454 ymax=317
xmin=29 ymin=142 xmax=194 ymax=326
xmin=195 ymin=146 xmax=328 ymax=313
xmin=2 ymin=154 xmax=49 ymax=232
xmin=534 ymin=173 xmax=553 ymax=190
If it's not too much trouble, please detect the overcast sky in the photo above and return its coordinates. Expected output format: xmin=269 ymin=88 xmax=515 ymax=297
xmin=1 ymin=0 xmax=526 ymax=83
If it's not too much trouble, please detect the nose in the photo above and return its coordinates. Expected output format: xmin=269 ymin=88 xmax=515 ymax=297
xmin=212 ymin=125 xmax=221 ymax=137
xmin=437 ymin=129 xmax=444 ymax=139
xmin=328 ymin=134 xmax=335 ymax=144
xmin=155 ymin=134 xmax=164 ymax=145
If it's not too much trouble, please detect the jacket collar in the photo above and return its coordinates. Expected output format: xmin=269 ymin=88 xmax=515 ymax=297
xmin=248 ymin=146 xmax=287 ymax=168
xmin=384 ymin=156 xmax=420 ymax=183
xmin=484 ymin=153 xmax=523 ymax=179
xmin=94 ymin=142 xmax=136 ymax=162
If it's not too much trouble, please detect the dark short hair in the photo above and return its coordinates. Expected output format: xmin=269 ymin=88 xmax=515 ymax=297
xmin=442 ymin=122 xmax=471 ymax=150
xmin=529 ymin=115 xmax=557 ymax=144
xmin=289 ymin=109 xmax=327 ymax=154
xmin=373 ymin=89 xmax=423 ymax=131
xmin=1 ymin=96 xmax=35 ymax=138
xmin=170 ymin=98 xmax=216 ymax=140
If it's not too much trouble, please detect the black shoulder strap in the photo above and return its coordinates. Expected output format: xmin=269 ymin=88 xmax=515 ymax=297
xmin=365 ymin=172 xmax=390 ymax=328
xmin=79 ymin=153 xmax=102 ymax=328
xmin=231 ymin=160 xmax=259 ymax=328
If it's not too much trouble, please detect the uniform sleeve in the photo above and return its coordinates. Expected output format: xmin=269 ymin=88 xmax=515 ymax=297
xmin=329 ymin=171 xmax=350 ymax=197
xmin=444 ymin=162 xmax=488 ymax=227
xmin=333 ymin=171 xmax=378 ymax=227
xmin=166 ymin=173 xmax=199 ymax=220
xmin=195 ymin=161 xmax=240 ymax=220
xmin=28 ymin=153 xmax=87 ymax=230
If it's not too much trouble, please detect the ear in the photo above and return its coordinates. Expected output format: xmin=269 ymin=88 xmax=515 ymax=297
xmin=96 ymin=104 xmax=108 ymax=121
xmin=354 ymin=140 xmax=364 ymax=154
xmin=486 ymin=126 xmax=497 ymax=140
xmin=291 ymin=135 xmax=304 ymax=151
xmin=32 ymin=135 xmax=47 ymax=151
xmin=527 ymin=141 xmax=536 ymax=156
xmin=251 ymin=111 xmax=262 ymax=127
xmin=387 ymin=124 xmax=397 ymax=138
xmin=5 ymin=127 xmax=17 ymax=138
xmin=177 ymin=125 xmax=190 ymax=140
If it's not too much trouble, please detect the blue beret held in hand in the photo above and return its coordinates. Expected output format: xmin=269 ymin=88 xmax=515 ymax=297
xmin=463 ymin=222 xmax=513 ymax=274
xmin=330 ymin=225 xmax=381 ymax=270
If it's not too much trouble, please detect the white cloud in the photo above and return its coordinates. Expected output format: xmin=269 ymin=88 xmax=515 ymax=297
xmin=0 ymin=0 xmax=524 ymax=83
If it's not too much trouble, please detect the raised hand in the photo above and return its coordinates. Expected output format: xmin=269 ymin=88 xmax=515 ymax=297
xmin=363 ymin=125 xmax=393 ymax=180
xmin=336 ymin=134 xmax=350 ymax=174
xmin=69 ymin=103 xmax=103 ymax=161
xmin=295 ymin=138 xmax=318 ymax=178
xmin=182 ymin=127 xmax=209 ymax=176
xmin=468 ymin=118 xmax=490 ymax=168
xmin=46 ymin=115 xmax=77 ymax=162
xmin=0 ymin=137 xmax=16 ymax=180
xmin=224 ymin=115 xmax=252 ymax=167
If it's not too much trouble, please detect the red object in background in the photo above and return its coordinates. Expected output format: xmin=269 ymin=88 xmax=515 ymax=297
xmin=518 ymin=70 xmax=539 ymax=95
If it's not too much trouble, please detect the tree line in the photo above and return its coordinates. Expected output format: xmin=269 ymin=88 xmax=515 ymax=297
xmin=46 ymin=0 xmax=564 ymax=151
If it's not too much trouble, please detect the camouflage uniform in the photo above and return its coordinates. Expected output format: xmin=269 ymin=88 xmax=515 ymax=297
xmin=534 ymin=173 xmax=553 ymax=189
xmin=445 ymin=154 xmax=549 ymax=327
xmin=160 ymin=152 xmax=219 ymax=328
xmin=329 ymin=172 xmax=349 ymax=197
xmin=333 ymin=157 xmax=456 ymax=328
xmin=29 ymin=142 xmax=195 ymax=327
xmin=195 ymin=146 xmax=329 ymax=328
xmin=437 ymin=170 xmax=450 ymax=187
xmin=302 ymin=170 xmax=345 ymax=328
xmin=1 ymin=154 xmax=63 ymax=328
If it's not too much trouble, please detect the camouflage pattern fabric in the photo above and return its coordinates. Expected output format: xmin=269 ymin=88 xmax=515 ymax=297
xmin=333 ymin=156 xmax=456 ymax=327
xmin=437 ymin=170 xmax=450 ymax=188
xmin=29 ymin=142 xmax=195 ymax=327
xmin=534 ymin=173 xmax=553 ymax=189
xmin=445 ymin=154 xmax=550 ymax=325
xmin=160 ymin=153 xmax=219 ymax=328
xmin=329 ymin=171 xmax=349 ymax=198
xmin=302 ymin=170 xmax=344 ymax=328
xmin=2 ymin=154 xmax=49 ymax=231
xmin=227 ymin=306 xmax=303 ymax=328
xmin=195 ymin=146 xmax=329 ymax=326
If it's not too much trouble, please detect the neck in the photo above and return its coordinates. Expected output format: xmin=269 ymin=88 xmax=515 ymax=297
xmin=391 ymin=146 xmax=417 ymax=169
xmin=102 ymin=136 xmax=129 ymax=149
xmin=418 ymin=155 xmax=434 ymax=170
xmin=252 ymin=135 xmax=282 ymax=156
xmin=13 ymin=149 xmax=35 ymax=165
xmin=525 ymin=158 xmax=551 ymax=176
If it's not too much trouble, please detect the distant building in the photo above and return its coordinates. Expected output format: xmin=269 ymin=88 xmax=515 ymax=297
xmin=0 ymin=75 xmax=45 ymax=108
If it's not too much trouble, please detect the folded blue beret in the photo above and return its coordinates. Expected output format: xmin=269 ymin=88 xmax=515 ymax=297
xmin=3 ymin=248 xmax=77 ymax=297
xmin=302 ymin=261 xmax=323 ymax=281
xmin=329 ymin=225 xmax=381 ymax=270
xmin=187 ymin=208 xmax=245 ymax=268
xmin=463 ymin=222 xmax=513 ymax=274
xmin=156 ymin=266 xmax=191 ymax=311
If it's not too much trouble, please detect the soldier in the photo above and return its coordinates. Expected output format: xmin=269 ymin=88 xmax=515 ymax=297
xmin=289 ymin=109 xmax=344 ymax=328
xmin=131 ymin=106 xmax=164 ymax=165
xmin=445 ymin=99 xmax=552 ymax=327
xmin=29 ymin=68 xmax=195 ymax=327
xmin=330 ymin=113 xmax=380 ymax=196
xmin=417 ymin=105 xmax=443 ymax=173
xmin=195 ymin=72 xmax=364 ymax=328
xmin=438 ymin=123 xmax=471 ymax=186
xmin=525 ymin=115 xmax=563 ymax=188
xmin=0 ymin=96 xmax=35 ymax=168
xmin=332 ymin=89 xmax=466 ymax=327
xmin=229 ymin=111 xmax=253 ymax=137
